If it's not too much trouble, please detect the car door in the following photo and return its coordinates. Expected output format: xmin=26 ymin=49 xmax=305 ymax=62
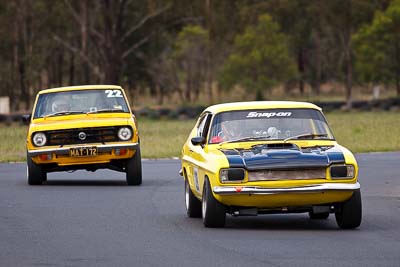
xmin=187 ymin=113 xmax=212 ymax=197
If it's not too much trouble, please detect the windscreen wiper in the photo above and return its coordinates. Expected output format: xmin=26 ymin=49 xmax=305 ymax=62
xmin=86 ymin=108 xmax=125 ymax=114
xmin=284 ymin=133 xmax=328 ymax=142
xmin=44 ymin=111 xmax=84 ymax=118
xmin=219 ymin=135 xmax=271 ymax=145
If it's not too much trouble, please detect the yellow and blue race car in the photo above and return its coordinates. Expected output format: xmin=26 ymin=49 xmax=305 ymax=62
xmin=24 ymin=85 xmax=142 ymax=186
xmin=181 ymin=101 xmax=361 ymax=228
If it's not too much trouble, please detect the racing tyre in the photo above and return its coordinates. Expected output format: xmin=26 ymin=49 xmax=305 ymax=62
xmin=308 ymin=211 xmax=329 ymax=220
xmin=202 ymin=178 xmax=226 ymax=227
xmin=335 ymin=189 xmax=362 ymax=229
xmin=185 ymin=179 xmax=202 ymax=218
xmin=27 ymin=155 xmax=46 ymax=185
xmin=126 ymin=147 xmax=142 ymax=186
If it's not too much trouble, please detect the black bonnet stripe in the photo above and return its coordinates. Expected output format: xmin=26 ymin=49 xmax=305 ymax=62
xmin=326 ymin=150 xmax=345 ymax=164
xmin=220 ymin=149 xmax=245 ymax=168
xmin=220 ymin=148 xmax=346 ymax=169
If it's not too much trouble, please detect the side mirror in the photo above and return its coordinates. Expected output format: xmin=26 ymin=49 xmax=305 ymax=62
xmin=21 ymin=114 xmax=31 ymax=124
xmin=191 ymin=136 xmax=205 ymax=146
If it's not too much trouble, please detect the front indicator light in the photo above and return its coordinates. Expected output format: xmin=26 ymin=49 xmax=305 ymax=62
xmin=220 ymin=170 xmax=228 ymax=182
xmin=39 ymin=154 xmax=52 ymax=161
xmin=32 ymin=132 xmax=47 ymax=147
xmin=118 ymin=127 xmax=132 ymax=141
xmin=346 ymin=165 xmax=355 ymax=177
xmin=115 ymin=148 xmax=127 ymax=156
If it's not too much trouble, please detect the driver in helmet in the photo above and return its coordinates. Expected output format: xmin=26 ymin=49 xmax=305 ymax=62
xmin=51 ymin=96 xmax=71 ymax=113
xmin=211 ymin=120 xmax=243 ymax=143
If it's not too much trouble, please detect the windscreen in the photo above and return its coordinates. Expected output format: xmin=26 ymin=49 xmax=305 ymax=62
xmin=208 ymin=108 xmax=334 ymax=144
xmin=33 ymin=89 xmax=130 ymax=118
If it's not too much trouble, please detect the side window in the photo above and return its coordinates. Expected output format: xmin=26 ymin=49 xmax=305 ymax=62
xmin=196 ymin=115 xmax=207 ymax=137
xmin=201 ymin=114 xmax=212 ymax=138
xmin=196 ymin=113 xmax=212 ymax=137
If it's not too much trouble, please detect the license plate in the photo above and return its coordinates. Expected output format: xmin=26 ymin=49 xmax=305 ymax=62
xmin=69 ymin=147 xmax=97 ymax=157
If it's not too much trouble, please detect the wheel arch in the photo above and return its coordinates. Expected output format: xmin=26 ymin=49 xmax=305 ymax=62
xmin=182 ymin=167 xmax=188 ymax=180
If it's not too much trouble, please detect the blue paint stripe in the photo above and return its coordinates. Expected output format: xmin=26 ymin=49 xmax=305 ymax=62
xmin=220 ymin=148 xmax=346 ymax=169
xmin=220 ymin=150 xmax=245 ymax=168
xmin=226 ymin=155 xmax=245 ymax=168
xmin=327 ymin=151 xmax=345 ymax=164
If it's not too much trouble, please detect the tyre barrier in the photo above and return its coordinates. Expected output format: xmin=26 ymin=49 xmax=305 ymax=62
xmin=1 ymin=98 xmax=399 ymax=123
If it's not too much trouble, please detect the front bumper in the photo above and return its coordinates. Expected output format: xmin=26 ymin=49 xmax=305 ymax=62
xmin=28 ymin=143 xmax=139 ymax=157
xmin=213 ymin=182 xmax=360 ymax=195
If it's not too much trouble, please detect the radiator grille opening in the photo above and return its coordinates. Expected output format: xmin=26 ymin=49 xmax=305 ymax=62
xmin=248 ymin=168 xmax=326 ymax=181
xmin=46 ymin=126 xmax=123 ymax=146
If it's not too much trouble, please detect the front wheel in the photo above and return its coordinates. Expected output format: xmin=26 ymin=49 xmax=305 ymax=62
xmin=185 ymin=179 xmax=202 ymax=218
xmin=335 ymin=189 xmax=362 ymax=229
xmin=202 ymin=178 xmax=226 ymax=228
xmin=27 ymin=155 xmax=46 ymax=185
xmin=126 ymin=147 xmax=142 ymax=186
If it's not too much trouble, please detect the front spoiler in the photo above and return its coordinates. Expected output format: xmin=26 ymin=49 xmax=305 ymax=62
xmin=213 ymin=182 xmax=360 ymax=195
xmin=28 ymin=143 xmax=139 ymax=156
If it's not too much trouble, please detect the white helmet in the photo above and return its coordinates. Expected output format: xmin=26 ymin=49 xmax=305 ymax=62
xmin=51 ymin=99 xmax=70 ymax=113
xmin=267 ymin=127 xmax=281 ymax=139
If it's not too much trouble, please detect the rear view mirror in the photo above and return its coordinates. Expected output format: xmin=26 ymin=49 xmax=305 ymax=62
xmin=191 ymin=136 xmax=205 ymax=146
xmin=21 ymin=114 xmax=31 ymax=125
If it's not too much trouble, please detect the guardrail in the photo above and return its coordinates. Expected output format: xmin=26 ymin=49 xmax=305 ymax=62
xmin=132 ymin=98 xmax=400 ymax=119
xmin=1 ymin=97 xmax=399 ymax=123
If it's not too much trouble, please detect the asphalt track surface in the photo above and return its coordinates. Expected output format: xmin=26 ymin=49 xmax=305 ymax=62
xmin=0 ymin=153 xmax=399 ymax=267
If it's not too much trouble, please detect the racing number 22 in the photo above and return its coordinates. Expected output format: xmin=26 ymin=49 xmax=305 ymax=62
xmin=105 ymin=90 xmax=122 ymax=98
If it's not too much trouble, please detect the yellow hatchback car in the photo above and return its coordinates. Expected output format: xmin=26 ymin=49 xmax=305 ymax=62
xmin=25 ymin=85 xmax=142 ymax=185
xmin=181 ymin=101 xmax=361 ymax=229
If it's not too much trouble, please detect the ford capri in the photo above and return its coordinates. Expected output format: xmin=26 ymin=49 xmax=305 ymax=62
xmin=24 ymin=85 xmax=142 ymax=185
xmin=180 ymin=101 xmax=361 ymax=228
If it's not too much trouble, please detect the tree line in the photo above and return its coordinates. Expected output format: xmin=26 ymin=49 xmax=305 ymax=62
xmin=0 ymin=0 xmax=399 ymax=111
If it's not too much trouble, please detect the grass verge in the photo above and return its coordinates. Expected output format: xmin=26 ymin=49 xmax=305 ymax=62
xmin=325 ymin=111 xmax=400 ymax=153
xmin=0 ymin=124 xmax=27 ymax=162
xmin=0 ymin=111 xmax=399 ymax=162
xmin=139 ymin=119 xmax=195 ymax=158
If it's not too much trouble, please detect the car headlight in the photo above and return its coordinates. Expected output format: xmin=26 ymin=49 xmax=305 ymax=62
xmin=220 ymin=168 xmax=246 ymax=183
xmin=118 ymin=127 xmax=132 ymax=141
xmin=32 ymin=132 xmax=47 ymax=147
xmin=330 ymin=165 xmax=355 ymax=179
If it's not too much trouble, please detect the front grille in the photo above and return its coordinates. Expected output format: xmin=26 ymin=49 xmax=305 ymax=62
xmin=248 ymin=168 xmax=326 ymax=181
xmin=46 ymin=126 xmax=122 ymax=146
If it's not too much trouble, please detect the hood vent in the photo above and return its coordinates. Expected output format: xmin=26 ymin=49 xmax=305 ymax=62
xmin=253 ymin=143 xmax=299 ymax=151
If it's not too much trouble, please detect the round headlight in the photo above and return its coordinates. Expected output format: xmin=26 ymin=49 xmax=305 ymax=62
xmin=32 ymin=132 xmax=47 ymax=147
xmin=118 ymin=127 xmax=132 ymax=141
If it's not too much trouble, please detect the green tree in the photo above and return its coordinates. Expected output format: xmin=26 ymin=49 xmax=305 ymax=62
xmin=172 ymin=25 xmax=209 ymax=103
xmin=353 ymin=0 xmax=400 ymax=96
xmin=0 ymin=0 xmax=64 ymax=110
xmin=236 ymin=1 xmax=323 ymax=95
xmin=244 ymin=1 xmax=312 ymax=95
xmin=218 ymin=14 xmax=297 ymax=99
xmin=323 ymin=0 xmax=382 ymax=108
xmin=54 ymin=0 xmax=171 ymax=85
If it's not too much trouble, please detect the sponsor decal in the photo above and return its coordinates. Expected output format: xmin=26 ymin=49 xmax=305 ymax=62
xmin=235 ymin=187 xmax=243 ymax=193
xmin=246 ymin=111 xmax=292 ymax=118
xmin=193 ymin=168 xmax=200 ymax=192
